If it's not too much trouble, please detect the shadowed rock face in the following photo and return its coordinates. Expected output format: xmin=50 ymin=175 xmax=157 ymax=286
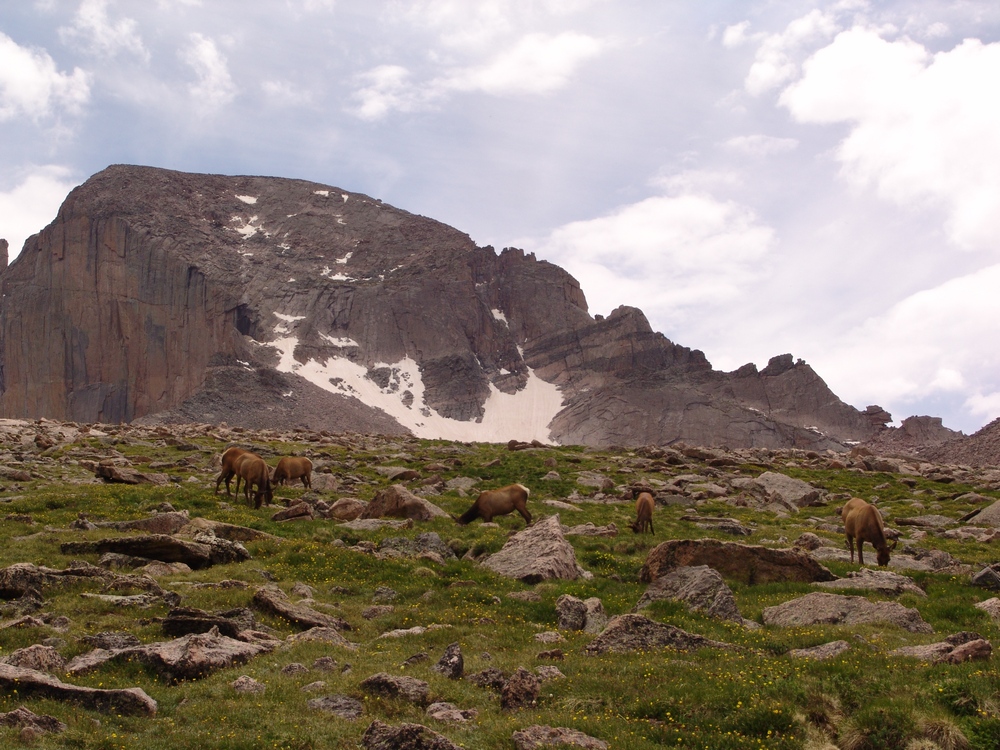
xmin=0 ymin=164 xmax=879 ymax=448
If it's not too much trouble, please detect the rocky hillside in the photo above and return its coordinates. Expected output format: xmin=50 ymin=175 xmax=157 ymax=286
xmin=0 ymin=165 xmax=887 ymax=448
xmin=0 ymin=419 xmax=999 ymax=748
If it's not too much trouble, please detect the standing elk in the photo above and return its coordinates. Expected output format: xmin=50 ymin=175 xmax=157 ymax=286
xmin=842 ymin=497 xmax=896 ymax=566
xmin=455 ymin=484 xmax=531 ymax=526
xmin=631 ymin=491 xmax=655 ymax=534
xmin=234 ymin=453 xmax=274 ymax=509
xmin=215 ymin=446 xmax=249 ymax=496
xmin=273 ymin=456 xmax=313 ymax=489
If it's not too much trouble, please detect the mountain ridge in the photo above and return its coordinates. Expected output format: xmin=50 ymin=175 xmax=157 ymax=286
xmin=0 ymin=164 xmax=948 ymax=451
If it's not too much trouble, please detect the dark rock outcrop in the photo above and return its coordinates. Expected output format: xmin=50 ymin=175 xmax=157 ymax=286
xmin=639 ymin=539 xmax=836 ymax=585
xmin=0 ymin=164 xmax=886 ymax=448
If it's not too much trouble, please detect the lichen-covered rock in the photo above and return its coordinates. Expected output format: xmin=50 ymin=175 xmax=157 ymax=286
xmin=360 ymin=720 xmax=463 ymax=750
xmin=762 ymin=592 xmax=933 ymax=633
xmin=252 ymin=585 xmax=351 ymax=631
xmin=635 ymin=565 xmax=757 ymax=628
xmin=360 ymin=673 xmax=430 ymax=706
xmin=361 ymin=485 xmax=448 ymax=522
xmin=555 ymin=595 xmax=608 ymax=634
xmin=309 ymin=694 xmax=364 ymax=719
xmin=1 ymin=645 xmax=66 ymax=674
xmin=482 ymin=515 xmax=591 ymax=583
xmin=512 ymin=725 xmax=608 ymax=750
xmin=66 ymin=626 xmax=271 ymax=682
xmin=584 ymin=614 xmax=734 ymax=655
xmin=432 ymin=643 xmax=463 ymax=680
xmin=501 ymin=667 xmax=539 ymax=712
xmin=813 ymin=568 xmax=926 ymax=597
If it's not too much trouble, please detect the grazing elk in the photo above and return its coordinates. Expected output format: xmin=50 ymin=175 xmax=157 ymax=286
xmin=456 ymin=484 xmax=531 ymax=526
xmin=842 ymin=497 xmax=896 ymax=567
xmin=234 ymin=453 xmax=274 ymax=509
xmin=215 ymin=446 xmax=249 ymax=496
xmin=273 ymin=456 xmax=313 ymax=489
xmin=631 ymin=491 xmax=655 ymax=534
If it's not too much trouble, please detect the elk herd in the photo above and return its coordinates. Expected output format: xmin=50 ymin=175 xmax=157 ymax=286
xmin=214 ymin=447 xmax=893 ymax=568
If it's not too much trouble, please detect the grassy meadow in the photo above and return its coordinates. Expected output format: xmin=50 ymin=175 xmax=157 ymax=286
xmin=0 ymin=428 xmax=999 ymax=749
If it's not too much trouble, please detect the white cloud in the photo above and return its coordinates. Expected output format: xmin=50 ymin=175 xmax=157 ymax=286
xmin=815 ymin=263 xmax=1000 ymax=424
xmin=446 ymin=31 xmax=604 ymax=96
xmin=722 ymin=21 xmax=751 ymax=48
xmin=58 ymin=0 xmax=149 ymax=60
xmin=744 ymin=10 xmax=839 ymax=96
xmin=781 ymin=29 xmax=1000 ymax=249
xmin=528 ymin=185 xmax=774 ymax=326
xmin=0 ymin=166 xmax=79 ymax=260
xmin=261 ymin=79 xmax=314 ymax=107
xmin=723 ymin=134 xmax=799 ymax=157
xmin=181 ymin=32 xmax=236 ymax=109
xmin=351 ymin=65 xmax=429 ymax=121
xmin=350 ymin=31 xmax=604 ymax=119
xmin=0 ymin=32 xmax=90 ymax=121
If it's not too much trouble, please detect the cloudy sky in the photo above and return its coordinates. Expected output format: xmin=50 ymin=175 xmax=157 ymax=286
xmin=2 ymin=0 xmax=1000 ymax=434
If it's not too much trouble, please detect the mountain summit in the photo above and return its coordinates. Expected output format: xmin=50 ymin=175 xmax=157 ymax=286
xmin=0 ymin=164 xmax=878 ymax=448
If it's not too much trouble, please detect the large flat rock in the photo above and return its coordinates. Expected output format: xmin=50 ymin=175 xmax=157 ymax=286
xmin=640 ymin=539 xmax=835 ymax=585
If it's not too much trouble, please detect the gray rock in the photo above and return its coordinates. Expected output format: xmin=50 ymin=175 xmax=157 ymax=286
xmin=584 ymin=614 xmax=734 ymax=655
xmin=762 ymin=592 xmax=933 ymax=633
xmin=361 ymin=484 xmax=448 ymax=522
xmin=752 ymin=471 xmax=824 ymax=508
xmin=432 ymin=642 xmax=463 ymax=680
xmin=974 ymin=597 xmax=1000 ymax=620
xmin=425 ymin=702 xmax=478 ymax=723
xmin=555 ymin=595 xmax=608 ymax=634
xmin=252 ymin=585 xmax=350 ymax=631
xmin=891 ymin=632 xmax=991 ymax=663
xmin=813 ymin=568 xmax=926 ymax=597
xmin=635 ymin=565 xmax=757 ymax=627
xmin=512 ymin=725 xmax=608 ymax=750
xmin=787 ymin=640 xmax=850 ymax=660
xmin=971 ymin=564 xmax=1000 ymax=590
xmin=0 ymin=706 xmax=68 ymax=735
xmin=359 ymin=673 xmax=430 ymax=706
xmin=467 ymin=667 xmax=506 ymax=692
xmin=481 ymin=515 xmax=592 ymax=583
xmin=967 ymin=499 xmax=1000 ymax=527
xmin=231 ymin=675 xmax=265 ymax=694
xmin=1 ymin=644 xmax=66 ymax=674
xmin=360 ymin=720 xmax=463 ymax=750
xmin=379 ymin=533 xmax=457 ymax=561
xmin=0 ymin=663 xmax=156 ymax=715
xmin=501 ymin=667 xmax=539 ymax=711
xmin=309 ymin=694 xmax=364 ymax=719
xmin=66 ymin=627 xmax=271 ymax=682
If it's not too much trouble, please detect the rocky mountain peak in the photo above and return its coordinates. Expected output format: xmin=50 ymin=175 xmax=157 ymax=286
xmin=0 ymin=165 xmax=886 ymax=448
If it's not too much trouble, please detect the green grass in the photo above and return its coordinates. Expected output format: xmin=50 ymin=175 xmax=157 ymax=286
xmin=0 ymin=433 xmax=998 ymax=748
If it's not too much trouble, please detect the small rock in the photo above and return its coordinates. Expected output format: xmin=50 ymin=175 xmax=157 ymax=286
xmin=432 ymin=642 xmax=463 ymax=680
xmin=308 ymin=694 xmax=364 ymax=720
xmin=231 ymin=675 xmax=265 ymax=694
xmin=501 ymin=667 xmax=539 ymax=712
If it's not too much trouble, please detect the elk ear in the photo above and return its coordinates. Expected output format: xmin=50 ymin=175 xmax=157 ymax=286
xmin=890 ymin=538 xmax=898 ymax=550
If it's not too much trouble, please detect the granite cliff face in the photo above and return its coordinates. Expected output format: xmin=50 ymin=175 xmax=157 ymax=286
xmin=0 ymin=165 xmax=879 ymax=448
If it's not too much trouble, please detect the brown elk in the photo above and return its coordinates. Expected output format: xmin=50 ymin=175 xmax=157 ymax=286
xmin=273 ymin=456 xmax=313 ymax=489
xmin=631 ymin=491 xmax=655 ymax=534
xmin=215 ymin=446 xmax=249 ymax=496
xmin=234 ymin=453 xmax=274 ymax=509
xmin=842 ymin=497 xmax=896 ymax=566
xmin=456 ymin=484 xmax=531 ymax=526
